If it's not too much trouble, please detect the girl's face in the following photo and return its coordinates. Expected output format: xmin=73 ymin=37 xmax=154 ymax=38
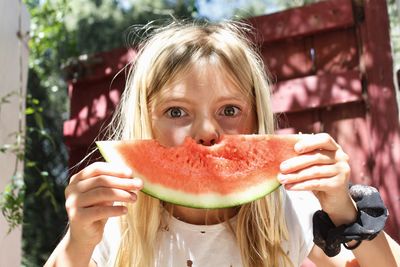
xmin=150 ymin=62 xmax=257 ymax=147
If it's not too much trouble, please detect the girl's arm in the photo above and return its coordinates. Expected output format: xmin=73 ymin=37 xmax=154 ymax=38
xmin=278 ymin=133 xmax=400 ymax=267
xmin=308 ymin=231 xmax=400 ymax=266
xmin=45 ymin=229 xmax=97 ymax=267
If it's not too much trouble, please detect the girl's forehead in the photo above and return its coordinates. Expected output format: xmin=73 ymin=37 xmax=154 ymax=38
xmin=152 ymin=61 xmax=250 ymax=104
xmin=174 ymin=61 xmax=231 ymax=84
xmin=167 ymin=59 xmax=239 ymax=89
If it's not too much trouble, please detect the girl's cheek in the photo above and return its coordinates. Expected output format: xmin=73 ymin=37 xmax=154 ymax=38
xmin=218 ymin=116 xmax=256 ymax=135
xmin=169 ymin=127 xmax=192 ymax=146
xmin=153 ymin=120 xmax=192 ymax=147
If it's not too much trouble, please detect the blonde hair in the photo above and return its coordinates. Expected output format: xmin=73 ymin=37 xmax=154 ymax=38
xmin=108 ymin=20 xmax=292 ymax=267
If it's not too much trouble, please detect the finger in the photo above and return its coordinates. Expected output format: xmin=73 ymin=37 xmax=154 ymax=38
xmin=282 ymin=161 xmax=350 ymax=191
xmin=283 ymin=175 xmax=344 ymax=192
xmin=70 ymin=162 xmax=133 ymax=184
xmin=280 ymin=151 xmax=336 ymax=174
xmin=67 ymin=187 xmax=137 ymax=209
xmin=295 ymin=133 xmax=339 ymax=154
xmin=73 ymin=176 xmax=143 ymax=193
xmin=72 ymin=205 xmax=128 ymax=223
xmin=278 ymin=164 xmax=340 ymax=185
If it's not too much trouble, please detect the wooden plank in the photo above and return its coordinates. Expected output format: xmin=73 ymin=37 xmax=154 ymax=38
xmin=69 ymin=77 xmax=124 ymax=118
xmin=271 ymin=71 xmax=363 ymax=113
xmin=357 ymin=0 xmax=400 ymax=242
xmin=63 ymin=48 xmax=136 ymax=83
xmin=63 ymin=87 xmax=119 ymax=146
xmin=0 ymin=2 xmax=30 ymax=264
xmin=262 ymin=28 xmax=359 ymax=81
xmin=64 ymin=78 xmax=123 ymax=145
xmin=261 ymin=37 xmax=313 ymax=81
xmin=320 ymin=102 xmax=373 ymax=185
xmin=67 ymin=145 xmax=102 ymax=175
xmin=314 ymin=28 xmax=359 ymax=74
xmin=275 ymin=109 xmax=322 ymax=134
xmin=246 ymin=0 xmax=354 ymax=44
xmin=63 ymin=113 xmax=112 ymax=146
xmin=276 ymin=102 xmax=373 ymax=185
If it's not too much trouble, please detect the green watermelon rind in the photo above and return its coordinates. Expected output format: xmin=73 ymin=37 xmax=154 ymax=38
xmin=141 ymin=179 xmax=281 ymax=209
xmin=96 ymin=139 xmax=283 ymax=209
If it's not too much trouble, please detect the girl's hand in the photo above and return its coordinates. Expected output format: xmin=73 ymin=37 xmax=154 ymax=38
xmin=65 ymin=162 xmax=142 ymax=249
xmin=278 ymin=133 xmax=357 ymax=226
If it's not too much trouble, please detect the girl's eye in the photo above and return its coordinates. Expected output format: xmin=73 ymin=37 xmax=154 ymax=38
xmin=166 ymin=107 xmax=187 ymax=118
xmin=220 ymin=105 xmax=240 ymax=116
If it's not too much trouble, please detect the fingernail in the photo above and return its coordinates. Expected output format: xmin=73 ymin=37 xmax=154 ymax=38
xmin=117 ymin=165 xmax=132 ymax=176
xmin=294 ymin=143 xmax=304 ymax=153
xmin=284 ymin=184 xmax=294 ymax=190
xmin=124 ymin=168 xmax=133 ymax=176
xmin=130 ymin=192 xmax=137 ymax=201
xmin=132 ymin=178 xmax=143 ymax=188
xmin=277 ymin=173 xmax=287 ymax=184
xmin=280 ymin=162 xmax=289 ymax=172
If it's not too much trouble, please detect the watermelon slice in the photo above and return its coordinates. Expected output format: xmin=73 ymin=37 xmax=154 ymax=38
xmin=96 ymin=134 xmax=299 ymax=209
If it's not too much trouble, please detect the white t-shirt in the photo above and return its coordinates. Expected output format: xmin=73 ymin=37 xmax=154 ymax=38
xmin=92 ymin=189 xmax=321 ymax=267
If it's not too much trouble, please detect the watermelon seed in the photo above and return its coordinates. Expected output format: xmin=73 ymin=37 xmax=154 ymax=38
xmin=200 ymin=230 xmax=206 ymax=234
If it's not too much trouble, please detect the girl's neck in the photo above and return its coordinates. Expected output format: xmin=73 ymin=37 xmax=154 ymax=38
xmin=168 ymin=205 xmax=239 ymax=225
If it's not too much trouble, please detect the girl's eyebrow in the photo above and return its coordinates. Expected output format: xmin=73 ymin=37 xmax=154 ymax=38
xmin=154 ymin=96 xmax=194 ymax=106
xmin=158 ymin=95 xmax=247 ymax=105
xmin=216 ymin=95 xmax=248 ymax=102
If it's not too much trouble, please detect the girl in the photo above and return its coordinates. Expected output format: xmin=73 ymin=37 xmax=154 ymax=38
xmin=46 ymin=21 xmax=400 ymax=267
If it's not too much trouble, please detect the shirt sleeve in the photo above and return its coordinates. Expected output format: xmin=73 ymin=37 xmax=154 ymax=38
xmin=284 ymin=189 xmax=321 ymax=265
xmin=92 ymin=217 xmax=121 ymax=267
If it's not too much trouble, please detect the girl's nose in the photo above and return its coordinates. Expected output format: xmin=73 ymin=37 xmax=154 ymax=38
xmin=194 ymin=117 xmax=220 ymax=146
xmin=198 ymin=136 xmax=217 ymax=146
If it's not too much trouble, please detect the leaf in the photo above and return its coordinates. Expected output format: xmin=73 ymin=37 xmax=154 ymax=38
xmin=34 ymin=112 xmax=44 ymax=129
xmin=26 ymin=161 xmax=37 ymax=168
xmin=35 ymin=183 xmax=48 ymax=196
xmin=0 ymin=144 xmax=11 ymax=153
xmin=25 ymin=107 xmax=35 ymax=115
xmin=0 ymin=177 xmax=24 ymax=233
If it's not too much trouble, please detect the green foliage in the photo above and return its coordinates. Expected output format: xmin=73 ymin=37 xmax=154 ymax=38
xmin=64 ymin=0 xmax=197 ymax=54
xmin=21 ymin=1 xmax=75 ymax=266
xmin=0 ymin=174 xmax=25 ymax=233
xmin=0 ymin=91 xmax=26 ymax=232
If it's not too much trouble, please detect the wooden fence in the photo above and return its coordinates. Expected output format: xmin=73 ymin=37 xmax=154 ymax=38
xmin=63 ymin=0 xmax=400 ymax=255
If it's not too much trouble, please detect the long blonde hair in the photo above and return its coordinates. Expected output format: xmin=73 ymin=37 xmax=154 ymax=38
xmin=108 ymin=20 xmax=292 ymax=267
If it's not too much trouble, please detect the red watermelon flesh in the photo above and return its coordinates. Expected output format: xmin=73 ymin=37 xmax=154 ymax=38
xmin=96 ymin=134 xmax=300 ymax=209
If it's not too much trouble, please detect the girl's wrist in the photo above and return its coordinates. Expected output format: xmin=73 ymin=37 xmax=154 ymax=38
xmin=63 ymin=231 xmax=97 ymax=266
xmin=321 ymin=195 xmax=358 ymax=226
xmin=324 ymin=205 xmax=358 ymax=227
